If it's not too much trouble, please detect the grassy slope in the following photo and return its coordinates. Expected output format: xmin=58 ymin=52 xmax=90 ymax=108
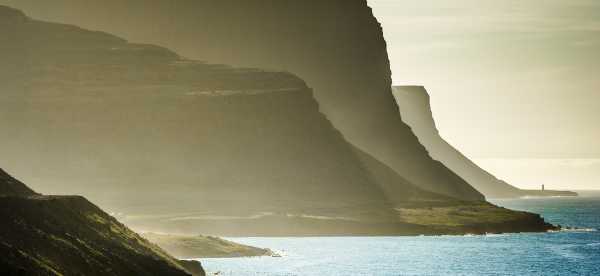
xmin=355 ymin=144 xmax=557 ymax=235
xmin=0 ymin=168 xmax=37 ymax=196
xmin=0 ymin=169 xmax=204 ymax=275
xmin=143 ymin=233 xmax=273 ymax=259
xmin=396 ymin=201 xmax=556 ymax=235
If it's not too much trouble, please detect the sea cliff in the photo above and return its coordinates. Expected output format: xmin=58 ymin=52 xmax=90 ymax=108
xmin=393 ymin=86 xmax=577 ymax=199
xmin=0 ymin=4 xmax=557 ymax=236
xmin=0 ymin=0 xmax=484 ymax=201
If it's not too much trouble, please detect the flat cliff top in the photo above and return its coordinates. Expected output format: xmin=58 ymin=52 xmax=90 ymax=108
xmin=0 ymin=4 xmax=307 ymax=94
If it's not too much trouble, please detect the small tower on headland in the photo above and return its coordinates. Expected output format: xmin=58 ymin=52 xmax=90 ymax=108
xmin=542 ymin=184 xmax=545 ymax=192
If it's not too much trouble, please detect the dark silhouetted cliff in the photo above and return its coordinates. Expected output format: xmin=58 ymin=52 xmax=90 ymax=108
xmin=0 ymin=168 xmax=37 ymax=196
xmin=0 ymin=168 xmax=204 ymax=276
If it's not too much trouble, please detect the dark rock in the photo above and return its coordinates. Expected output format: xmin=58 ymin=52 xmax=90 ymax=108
xmin=0 ymin=168 xmax=37 ymax=197
xmin=0 ymin=169 xmax=204 ymax=275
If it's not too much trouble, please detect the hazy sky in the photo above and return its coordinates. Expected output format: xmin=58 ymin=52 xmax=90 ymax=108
xmin=369 ymin=0 xmax=600 ymax=189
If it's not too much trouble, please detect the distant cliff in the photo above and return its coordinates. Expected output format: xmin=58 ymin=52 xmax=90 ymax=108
xmin=0 ymin=168 xmax=204 ymax=276
xmin=0 ymin=0 xmax=483 ymax=201
xmin=393 ymin=86 xmax=577 ymax=199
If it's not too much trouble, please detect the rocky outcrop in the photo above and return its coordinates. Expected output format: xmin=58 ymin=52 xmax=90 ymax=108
xmin=0 ymin=168 xmax=204 ymax=276
xmin=393 ymin=86 xmax=577 ymax=199
xmin=0 ymin=0 xmax=484 ymax=201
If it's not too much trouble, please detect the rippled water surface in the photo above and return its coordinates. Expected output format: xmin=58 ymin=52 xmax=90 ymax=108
xmin=199 ymin=192 xmax=600 ymax=275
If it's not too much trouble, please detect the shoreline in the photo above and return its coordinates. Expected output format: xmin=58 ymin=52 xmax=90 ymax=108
xmin=212 ymin=227 xmax=596 ymax=239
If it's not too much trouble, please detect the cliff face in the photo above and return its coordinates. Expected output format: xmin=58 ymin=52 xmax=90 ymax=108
xmin=0 ymin=168 xmax=204 ymax=276
xmin=0 ymin=6 xmax=556 ymax=236
xmin=392 ymin=86 xmax=577 ymax=199
xmin=0 ymin=5 xmax=400 ymax=234
xmin=0 ymin=0 xmax=483 ymax=201
xmin=392 ymin=86 xmax=522 ymax=198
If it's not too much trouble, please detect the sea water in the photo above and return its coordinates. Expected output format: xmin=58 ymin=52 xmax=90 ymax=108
xmin=199 ymin=191 xmax=600 ymax=275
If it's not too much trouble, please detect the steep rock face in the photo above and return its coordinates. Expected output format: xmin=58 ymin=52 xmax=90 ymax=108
xmin=0 ymin=168 xmax=204 ymax=276
xmin=393 ymin=86 xmax=522 ymax=199
xmin=392 ymin=86 xmax=577 ymax=199
xmin=0 ymin=6 xmax=555 ymax=236
xmin=0 ymin=0 xmax=483 ymax=201
xmin=0 ymin=5 xmax=399 ymax=234
xmin=351 ymin=146 xmax=453 ymax=206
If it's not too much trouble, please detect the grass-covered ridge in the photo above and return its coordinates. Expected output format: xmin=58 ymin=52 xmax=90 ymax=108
xmin=396 ymin=201 xmax=557 ymax=235
xmin=0 ymin=169 xmax=204 ymax=276
xmin=143 ymin=233 xmax=273 ymax=259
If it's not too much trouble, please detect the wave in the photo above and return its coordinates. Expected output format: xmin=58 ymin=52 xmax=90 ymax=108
xmin=418 ymin=233 xmax=510 ymax=239
xmin=518 ymin=195 xmax=574 ymax=199
xmin=483 ymin=233 xmax=509 ymax=237
xmin=548 ymin=227 xmax=597 ymax=233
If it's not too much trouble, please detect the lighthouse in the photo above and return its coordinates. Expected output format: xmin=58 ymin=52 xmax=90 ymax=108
xmin=542 ymin=184 xmax=545 ymax=192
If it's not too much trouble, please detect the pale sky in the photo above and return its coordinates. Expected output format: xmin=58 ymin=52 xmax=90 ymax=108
xmin=369 ymin=0 xmax=600 ymax=190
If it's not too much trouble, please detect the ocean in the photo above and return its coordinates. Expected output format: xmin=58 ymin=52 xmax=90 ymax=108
xmin=199 ymin=191 xmax=600 ymax=275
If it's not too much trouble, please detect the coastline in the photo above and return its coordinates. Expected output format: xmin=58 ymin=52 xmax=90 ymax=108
xmin=195 ymin=195 xmax=600 ymax=275
xmin=126 ymin=201 xmax=557 ymax=238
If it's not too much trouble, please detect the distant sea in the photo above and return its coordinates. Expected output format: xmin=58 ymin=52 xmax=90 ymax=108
xmin=199 ymin=191 xmax=600 ymax=275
